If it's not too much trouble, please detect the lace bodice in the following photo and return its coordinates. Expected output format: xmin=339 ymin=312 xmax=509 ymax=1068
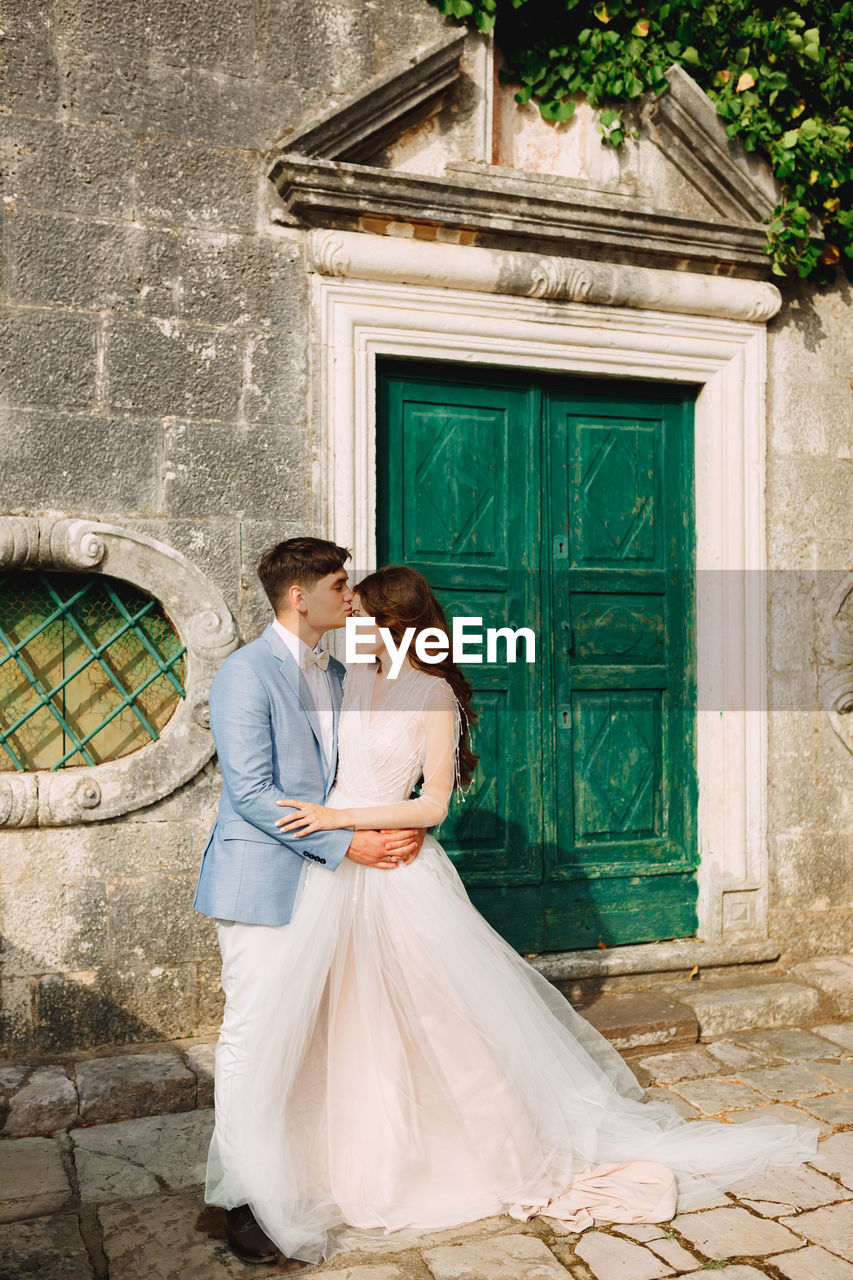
xmin=329 ymin=660 xmax=462 ymax=828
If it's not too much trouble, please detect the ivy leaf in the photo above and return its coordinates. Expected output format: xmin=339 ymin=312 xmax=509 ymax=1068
xmin=593 ymin=2 xmax=611 ymax=22
xmin=736 ymin=71 xmax=756 ymax=91
xmin=802 ymin=28 xmax=821 ymax=63
xmin=539 ymin=98 xmax=576 ymax=122
xmin=632 ymin=18 xmax=649 ymax=36
xmin=682 ymin=45 xmax=700 ymax=66
xmin=781 ymin=128 xmax=800 ymax=148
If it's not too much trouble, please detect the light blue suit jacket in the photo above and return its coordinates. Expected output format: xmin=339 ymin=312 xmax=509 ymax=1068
xmin=193 ymin=621 xmax=353 ymax=925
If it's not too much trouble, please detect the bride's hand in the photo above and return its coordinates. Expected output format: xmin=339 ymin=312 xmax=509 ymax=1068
xmin=275 ymin=799 xmax=343 ymax=834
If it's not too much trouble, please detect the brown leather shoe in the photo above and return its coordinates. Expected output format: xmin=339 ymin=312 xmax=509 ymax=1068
xmin=225 ymin=1204 xmax=278 ymax=1264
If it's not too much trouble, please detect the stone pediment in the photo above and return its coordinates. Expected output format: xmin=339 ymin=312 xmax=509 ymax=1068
xmin=269 ymin=32 xmax=468 ymax=164
xmin=641 ymin=64 xmax=777 ymax=223
xmin=267 ymin=34 xmax=780 ymax=274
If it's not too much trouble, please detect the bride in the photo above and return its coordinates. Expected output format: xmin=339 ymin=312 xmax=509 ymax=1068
xmin=205 ymin=564 xmax=819 ymax=1265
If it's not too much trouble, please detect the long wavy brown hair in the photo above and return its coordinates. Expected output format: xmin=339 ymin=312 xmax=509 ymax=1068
xmin=353 ymin=564 xmax=479 ymax=789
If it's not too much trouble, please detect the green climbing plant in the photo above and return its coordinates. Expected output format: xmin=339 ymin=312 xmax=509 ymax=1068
xmin=427 ymin=0 xmax=853 ymax=280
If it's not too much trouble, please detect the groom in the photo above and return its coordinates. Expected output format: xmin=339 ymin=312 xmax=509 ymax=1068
xmin=193 ymin=536 xmax=427 ymax=1265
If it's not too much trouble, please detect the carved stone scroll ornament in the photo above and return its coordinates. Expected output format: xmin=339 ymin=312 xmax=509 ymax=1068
xmin=0 ymin=518 xmax=239 ymax=827
xmin=0 ymin=516 xmax=105 ymax=571
xmin=307 ymin=229 xmax=782 ymax=324
xmin=817 ymin=573 xmax=853 ymax=753
xmin=0 ymin=773 xmax=39 ymax=827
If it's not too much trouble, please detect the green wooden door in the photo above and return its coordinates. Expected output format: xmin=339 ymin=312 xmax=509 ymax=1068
xmin=377 ymin=361 xmax=698 ymax=953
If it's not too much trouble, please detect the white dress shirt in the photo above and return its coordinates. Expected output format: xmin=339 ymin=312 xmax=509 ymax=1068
xmin=272 ymin=618 xmax=334 ymax=767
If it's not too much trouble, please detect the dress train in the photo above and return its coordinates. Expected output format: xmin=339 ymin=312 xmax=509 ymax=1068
xmin=206 ymin=826 xmax=818 ymax=1263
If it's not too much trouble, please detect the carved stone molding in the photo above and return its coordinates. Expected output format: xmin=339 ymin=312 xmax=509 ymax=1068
xmin=642 ymin=64 xmax=779 ymax=223
xmin=0 ymin=519 xmax=238 ymax=827
xmin=275 ymin=152 xmax=773 ymax=271
xmin=818 ymin=574 xmax=853 ymax=752
xmin=267 ymin=32 xmax=467 ymax=165
xmin=307 ymin=229 xmax=782 ymax=323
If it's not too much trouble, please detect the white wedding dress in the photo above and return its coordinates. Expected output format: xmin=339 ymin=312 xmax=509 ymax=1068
xmin=206 ymin=661 xmax=819 ymax=1265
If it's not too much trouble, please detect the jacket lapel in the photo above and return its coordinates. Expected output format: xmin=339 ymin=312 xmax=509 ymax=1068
xmin=262 ymin=623 xmax=325 ymax=759
xmin=325 ymin=658 xmax=345 ymax=791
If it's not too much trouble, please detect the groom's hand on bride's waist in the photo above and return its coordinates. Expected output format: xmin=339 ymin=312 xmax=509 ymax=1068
xmin=345 ymin=827 xmax=426 ymax=869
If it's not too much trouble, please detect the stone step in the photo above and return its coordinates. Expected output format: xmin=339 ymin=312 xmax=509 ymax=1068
xmin=1 ymin=956 xmax=849 ymax=1139
xmin=0 ymin=1041 xmax=215 ymax=1142
xmin=566 ymin=976 xmax=838 ymax=1053
xmin=569 ymin=991 xmax=699 ymax=1053
xmin=674 ymin=979 xmax=825 ymax=1038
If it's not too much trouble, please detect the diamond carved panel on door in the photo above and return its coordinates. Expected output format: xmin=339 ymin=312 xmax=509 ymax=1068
xmin=572 ymin=417 xmax=659 ymax=565
xmin=572 ymin=691 xmax=662 ymax=843
xmin=410 ymin=407 xmax=501 ymax=559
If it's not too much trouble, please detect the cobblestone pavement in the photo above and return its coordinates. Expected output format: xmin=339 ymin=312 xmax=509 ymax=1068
xmin=1 ymin=1018 xmax=851 ymax=1278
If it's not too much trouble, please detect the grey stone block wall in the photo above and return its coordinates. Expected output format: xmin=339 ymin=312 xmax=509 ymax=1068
xmin=0 ymin=0 xmax=850 ymax=1055
xmin=0 ymin=0 xmax=450 ymax=1054
xmin=765 ymin=280 xmax=853 ymax=958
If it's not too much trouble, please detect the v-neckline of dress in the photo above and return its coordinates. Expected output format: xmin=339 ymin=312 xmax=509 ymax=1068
xmin=367 ymin=665 xmax=392 ymax=728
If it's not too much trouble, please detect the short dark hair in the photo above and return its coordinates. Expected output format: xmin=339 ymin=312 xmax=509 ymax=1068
xmin=256 ymin=536 xmax=351 ymax=612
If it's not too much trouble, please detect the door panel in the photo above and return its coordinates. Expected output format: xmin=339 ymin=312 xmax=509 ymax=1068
xmin=547 ymin=389 xmax=697 ymax=948
xmin=378 ymin=371 xmax=543 ymax=937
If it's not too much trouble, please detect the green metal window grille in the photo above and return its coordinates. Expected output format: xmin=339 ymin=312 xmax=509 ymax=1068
xmin=0 ymin=571 xmax=186 ymax=772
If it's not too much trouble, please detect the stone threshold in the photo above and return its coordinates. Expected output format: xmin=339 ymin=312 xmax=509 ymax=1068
xmin=528 ymin=936 xmax=783 ymax=983
xmin=1 ymin=953 xmax=849 ymax=1141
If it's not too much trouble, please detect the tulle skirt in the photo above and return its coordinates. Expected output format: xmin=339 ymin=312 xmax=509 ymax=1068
xmin=205 ymin=800 xmax=819 ymax=1264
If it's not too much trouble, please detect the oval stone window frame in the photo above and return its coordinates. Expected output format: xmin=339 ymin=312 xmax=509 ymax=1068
xmin=0 ymin=517 xmax=238 ymax=827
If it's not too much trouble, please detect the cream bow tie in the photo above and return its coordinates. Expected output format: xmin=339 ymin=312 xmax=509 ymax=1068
xmin=303 ymin=647 xmax=330 ymax=671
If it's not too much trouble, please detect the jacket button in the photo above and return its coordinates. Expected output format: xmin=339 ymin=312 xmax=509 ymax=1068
xmin=319 ymin=858 xmax=326 ymax=865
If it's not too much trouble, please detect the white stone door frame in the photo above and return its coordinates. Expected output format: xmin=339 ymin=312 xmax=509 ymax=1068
xmin=309 ymin=229 xmax=779 ymax=955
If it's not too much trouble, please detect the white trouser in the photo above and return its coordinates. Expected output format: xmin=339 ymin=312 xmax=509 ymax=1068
xmin=210 ymin=917 xmax=293 ymax=1207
